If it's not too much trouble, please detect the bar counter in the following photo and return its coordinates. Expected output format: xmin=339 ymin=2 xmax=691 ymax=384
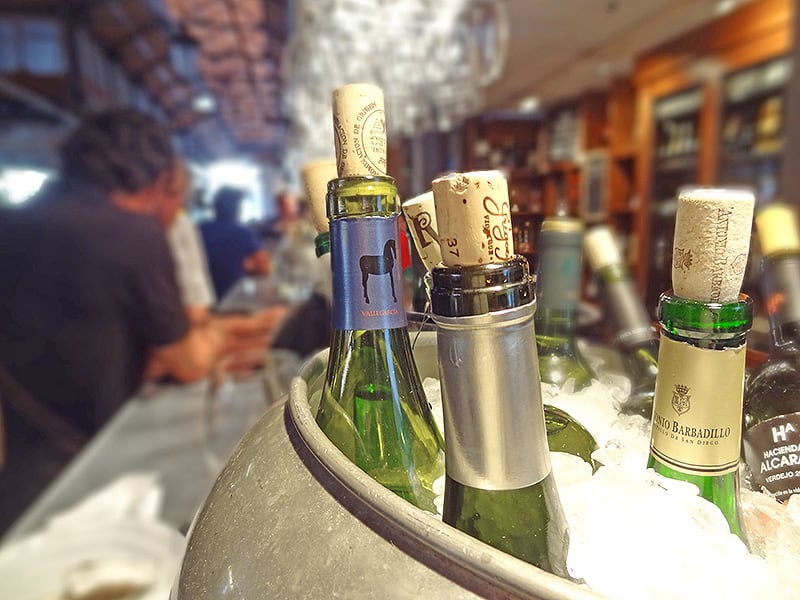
xmin=3 ymin=375 xmax=268 ymax=543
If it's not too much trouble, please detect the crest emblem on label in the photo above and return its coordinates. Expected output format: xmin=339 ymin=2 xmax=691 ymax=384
xmin=672 ymin=384 xmax=691 ymax=415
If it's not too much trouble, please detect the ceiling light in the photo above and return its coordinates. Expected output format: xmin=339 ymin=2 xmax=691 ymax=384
xmin=192 ymin=92 xmax=217 ymax=113
xmin=715 ymin=0 xmax=739 ymax=15
xmin=518 ymin=96 xmax=540 ymax=113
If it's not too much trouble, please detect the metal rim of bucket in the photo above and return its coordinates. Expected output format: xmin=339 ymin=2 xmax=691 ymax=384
xmin=287 ymin=339 xmax=602 ymax=600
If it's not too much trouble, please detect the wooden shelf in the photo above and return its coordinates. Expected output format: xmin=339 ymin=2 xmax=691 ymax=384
xmin=632 ymin=0 xmax=794 ymax=316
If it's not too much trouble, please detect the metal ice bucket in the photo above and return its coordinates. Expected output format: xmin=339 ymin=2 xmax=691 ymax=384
xmin=176 ymin=332 xmax=603 ymax=599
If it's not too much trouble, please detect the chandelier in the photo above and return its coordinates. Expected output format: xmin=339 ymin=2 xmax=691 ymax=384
xmin=282 ymin=0 xmax=509 ymax=175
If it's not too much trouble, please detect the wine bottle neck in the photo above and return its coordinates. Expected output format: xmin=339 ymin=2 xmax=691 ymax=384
xmin=326 ymin=175 xmax=398 ymax=219
xmin=657 ymin=293 xmax=752 ymax=350
xmin=328 ymin=176 xmax=407 ymax=332
xmin=432 ymin=300 xmax=551 ymax=490
xmin=535 ymin=224 xmax=582 ymax=315
xmin=430 ymin=256 xmax=534 ymax=317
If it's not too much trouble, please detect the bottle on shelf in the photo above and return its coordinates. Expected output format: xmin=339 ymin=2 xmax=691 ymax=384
xmin=535 ymin=217 xmax=596 ymax=390
xmin=402 ymin=184 xmax=597 ymax=467
xmin=584 ymin=225 xmax=658 ymax=417
xmin=647 ymin=187 xmax=755 ymax=542
xmin=430 ymin=170 xmax=569 ymax=575
xmin=743 ymin=203 xmax=800 ymax=502
xmin=314 ymin=84 xmax=445 ymax=513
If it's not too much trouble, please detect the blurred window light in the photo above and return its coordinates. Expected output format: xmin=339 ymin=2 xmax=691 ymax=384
xmin=0 ymin=168 xmax=51 ymax=205
xmin=204 ymin=161 xmax=265 ymax=221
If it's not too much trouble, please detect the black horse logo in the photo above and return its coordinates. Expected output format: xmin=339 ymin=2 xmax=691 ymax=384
xmin=359 ymin=239 xmax=397 ymax=304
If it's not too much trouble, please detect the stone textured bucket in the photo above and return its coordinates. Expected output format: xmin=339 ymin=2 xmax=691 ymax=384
xmin=176 ymin=332 xmax=604 ymax=599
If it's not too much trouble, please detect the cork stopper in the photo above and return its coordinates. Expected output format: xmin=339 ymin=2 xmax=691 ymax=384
xmin=755 ymin=203 xmax=800 ymax=257
xmin=401 ymin=191 xmax=443 ymax=271
xmin=331 ymin=83 xmax=387 ymax=177
xmin=672 ymin=187 xmax=755 ymax=303
xmin=584 ymin=225 xmax=623 ymax=271
xmin=301 ymin=159 xmax=337 ymax=233
xmin=431 ymin=170 xmax=513 ymax=267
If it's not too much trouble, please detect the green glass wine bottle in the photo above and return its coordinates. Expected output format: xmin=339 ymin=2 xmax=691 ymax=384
xmin=648 ymin=294 xmax=752 ymax=539
xmin=743 ymin=203 xmax=800 ymax=501
xmin=314 ymin=84 xmax=444 ymax=513
xmin=430 ymin=171 xmax=569 ymax=575
xmin=647 ymin=186 xmax=755 ymax=542
xmin=584 ymin=225 xmax=658 ymax=417
xmin=314 ymin=174 xmax=445 ymax=513
xmin=535 ymin=217 xmax=595 ymax=390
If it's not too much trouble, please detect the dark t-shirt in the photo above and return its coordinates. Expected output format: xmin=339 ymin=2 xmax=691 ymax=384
xmin=0 ymin=191 xmax=189 ymax=436
xmin=199 ymin=220 xmax=261 ymax=299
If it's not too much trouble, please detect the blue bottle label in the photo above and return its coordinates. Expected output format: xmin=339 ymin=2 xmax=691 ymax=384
xmin=331 ymin=216 xmax=407 ymax=330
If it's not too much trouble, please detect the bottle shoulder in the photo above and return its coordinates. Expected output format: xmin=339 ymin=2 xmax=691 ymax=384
xmin=744 ymin=352 xmax=800 ymax=423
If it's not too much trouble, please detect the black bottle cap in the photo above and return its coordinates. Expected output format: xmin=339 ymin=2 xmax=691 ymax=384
xmin=430 ymin=255 xmax=535 ymax=317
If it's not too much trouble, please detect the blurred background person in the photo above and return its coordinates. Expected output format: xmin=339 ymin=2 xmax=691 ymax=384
xmin=150 ymin=163 xmax=289 ymax=378
xmin=0 ymin=109 xmax=228 ymax=531
xmin=200 ymin=186 xmax=270 ymax=299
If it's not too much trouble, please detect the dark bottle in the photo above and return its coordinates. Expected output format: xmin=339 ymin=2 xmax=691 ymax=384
xmin=584 ymin=225 xmax=658 ymax=417
xmin=647 ymin=187 xmax=755 ymax=542
xmin=535 ymin=217 xmax=595 ymax=390
xmin=430 ymin=256 xmax=569 ymax=576
xmin=743 ymin=203 xmax=800 ymax=502
xmin=315 ymin=84 xmax=444 ymax=513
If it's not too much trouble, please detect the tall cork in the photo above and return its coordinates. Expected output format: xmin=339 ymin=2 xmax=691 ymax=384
xmin=584 ymin=225 xmax=623 ymax=272
xmin=331 ymin=83 xmax=387 ymax=178
xmin=672 ymin=187 xmax=755 ymax=303
xmin=402 ymin=191 xmax=443 ymax=271
xmin=755 ymin=203 xmax=800 ymax=257
xmin=431 ymin=170 xmax=513 ymax=267
xmin=301 ymin=159 xmax=337 ymax=233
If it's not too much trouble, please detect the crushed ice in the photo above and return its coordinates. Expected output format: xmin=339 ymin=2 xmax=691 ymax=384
xmin=422 ymin=375 xmax=800 ymax=600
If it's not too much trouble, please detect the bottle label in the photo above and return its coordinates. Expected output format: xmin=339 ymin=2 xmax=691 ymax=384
xmin=650 ymin=335 xmax=745 ymax=475
xmin=743 ymin=412 xmax=800 ymax=501
xmin=330 ymin=216 xmax=407 ymax=330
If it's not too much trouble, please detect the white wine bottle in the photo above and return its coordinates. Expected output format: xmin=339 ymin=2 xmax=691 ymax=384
xmin=535 ymin=217 xmax=596 ymax=390
xmin=315 ymin=85 xmax=444 ymax=512
xmin=743 ymin=203 xmax=800 ymax=501
xmin=584 ymin=225 xmax=658 ymax=417
xmin=403 ymin=185 xmax=598 ymax=468
xmin=647 ymin=187 xmax=755 ymax=542
xmin=430 ymin=171 xmax=569 ymax=575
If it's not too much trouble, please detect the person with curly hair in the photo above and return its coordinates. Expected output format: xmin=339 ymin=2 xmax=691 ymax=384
xmin=0 ymin=109 xmax=232 ymax=531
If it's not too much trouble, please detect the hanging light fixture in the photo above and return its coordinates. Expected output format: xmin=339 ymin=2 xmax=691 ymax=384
xmin=282 ymin=0 xmax=509 ymax=171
